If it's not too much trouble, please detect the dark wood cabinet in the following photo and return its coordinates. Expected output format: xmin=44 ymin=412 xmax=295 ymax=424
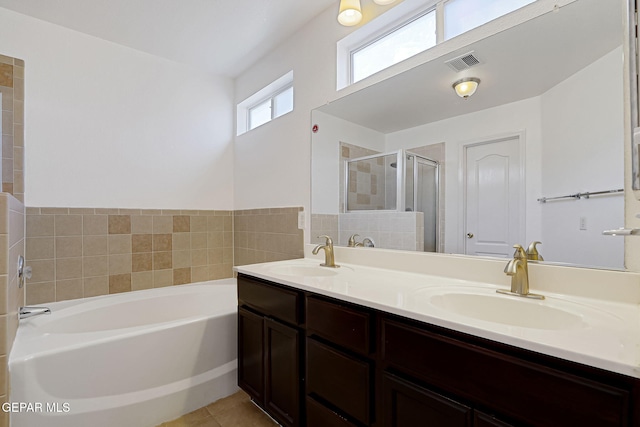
xmin=380 ymin=317 xmax=633 ymax=427
xmin=306 ymin=295 xmax=373 ymax=356
xmin=306 ymin=338 xmax=372 ymax=425
xmin=473 ymin=411 xmax=515 ymax=427
xmin=238 ymin=307 xmax=264 ymax=403
xmin=264 ymin=318 xmax=300 ymax=427
xmin=237 ymin=275 xmax=303 ymax=427
xmin=237 ymin=273 xmax=640 ymax=427
xmin=305 ymin=295 xmax=375 ymax=425
xmin=306 ymin=397 xmax=358 ymax=427
xmin=382 ymin=372 xmax=472 ymax=427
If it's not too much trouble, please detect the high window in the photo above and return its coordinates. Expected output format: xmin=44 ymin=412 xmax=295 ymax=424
xmin=337 ymin=0 xmax=536 ymax=89
xmin=352 ymin=10 xmax=437 ymax=84
xmin=237 ymin=71 xmax=294 ymax=135
xmin=444 ymin=0 xmax=536 ymax=40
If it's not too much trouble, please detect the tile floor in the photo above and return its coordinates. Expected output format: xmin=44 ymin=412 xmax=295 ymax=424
xmin=156 ymin=390 xmax=278 ymax=427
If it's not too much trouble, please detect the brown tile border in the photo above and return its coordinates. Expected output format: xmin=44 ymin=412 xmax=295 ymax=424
xmin=109 ymin=274 xmax=131 ymax=294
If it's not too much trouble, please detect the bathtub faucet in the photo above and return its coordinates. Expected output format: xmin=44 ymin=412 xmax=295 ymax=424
xmin=19 ymin=306 xmax=51 ymax=319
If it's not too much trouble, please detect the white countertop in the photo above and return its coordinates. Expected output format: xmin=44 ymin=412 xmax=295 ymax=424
xmin=235 ymin=257 xmax=640 ymax=379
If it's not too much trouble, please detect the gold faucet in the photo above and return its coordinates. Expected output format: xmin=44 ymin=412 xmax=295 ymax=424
xmin=526 ymin=241 xmax=544 ymax=261
xmin=313 ymin=235 xmax=340 ymax=268
xmin=348 ymin=234 xmax=364 ymax=247
xmin=497 ymin=244 xmax=544 ymax=299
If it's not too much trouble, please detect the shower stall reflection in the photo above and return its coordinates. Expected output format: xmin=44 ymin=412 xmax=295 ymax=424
xmin=345 ymin=149 xmax=440 ymax=252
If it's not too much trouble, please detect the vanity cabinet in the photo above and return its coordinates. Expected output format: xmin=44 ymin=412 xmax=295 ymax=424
xmin=237 ymin=275 xmax=304 ymax=427
xmin=305 ymin=295 xmax=375 ymax=426
xmin=237 ymin=273 xmax=640 ymax=427
xmin=381 ymin=316 xmax=636 ymax=427
xmin=382 ymin=372 xmax=473 ymax=426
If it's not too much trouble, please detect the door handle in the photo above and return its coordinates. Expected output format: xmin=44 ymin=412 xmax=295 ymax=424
xmin=467 ymin=233 xmax=474 ymax=239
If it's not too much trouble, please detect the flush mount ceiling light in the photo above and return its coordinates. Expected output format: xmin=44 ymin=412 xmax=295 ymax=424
xmin=338 ymin=0 xmax=363 ymax=26
xmin=452 ymin=77 xmax=481 ymax=99
xmin=373 ymin=0 xmax=397 ymax=5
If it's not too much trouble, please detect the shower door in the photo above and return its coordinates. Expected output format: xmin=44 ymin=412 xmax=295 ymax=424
xmin=406 ymin=153 xmax=439 ymax=252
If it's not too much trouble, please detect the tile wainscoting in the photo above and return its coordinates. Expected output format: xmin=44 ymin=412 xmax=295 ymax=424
xmin=25 ymin=208 xmax=233 ymax=304
xmin=25 ymin=206 xmax=304 ymax=304
xmin=233 ymin=207 xmax=304 ymax=266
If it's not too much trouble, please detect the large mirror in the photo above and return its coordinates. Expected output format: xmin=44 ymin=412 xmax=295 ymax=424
xmin=311 ymin=0 xmax=625 ymax=270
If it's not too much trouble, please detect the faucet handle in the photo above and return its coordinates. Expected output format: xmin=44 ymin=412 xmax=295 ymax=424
xmin=512 ymin=244 xmax=527 ymax=259
xmin=347 ymin=234 xmax=360 ymax=247
xmin=526 ymin=241 xmax=544 ymax=261
xmin=317 ymin=235 xmax=334 ymax=245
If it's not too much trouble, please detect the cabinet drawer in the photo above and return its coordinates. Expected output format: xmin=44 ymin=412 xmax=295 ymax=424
xmin=306 ymin=296 xmax=371 ymax=355
xmin=306 ymin=338 xmax=372 ymax=425
xmin=381 ymin=318 xmax=630 ymax=427
xmin=306 ymin=397 xmax=358 ymax=427
xmin=383 ymin=372 xmax=472 ymax=427
xmin=238 ymin=275 xmax=302 ymax=325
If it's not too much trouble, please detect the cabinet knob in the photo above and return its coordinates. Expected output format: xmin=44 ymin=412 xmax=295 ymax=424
xmin=467 ymin=233 xmax=474 ymax=239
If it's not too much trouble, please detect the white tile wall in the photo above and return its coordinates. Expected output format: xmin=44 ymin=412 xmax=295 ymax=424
xmin=338 ymin=211 xmax=423 ymax=251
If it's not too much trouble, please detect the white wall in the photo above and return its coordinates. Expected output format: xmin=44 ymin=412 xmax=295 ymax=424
xmin=540 ymin=47 xmax=624 ymax=268
xmin=0 ymin=7 xmax=234 ymax=209
xmin=233 ymin=0 xmax=565 ymax=220
xmin=233 ymin=5 xmax=347 ymax=212
xmin=380 ymin=47 xmax=624 ymax=268
xmin=311 ymin=110 xmax=385 ymax=214
xmin=386 ymin=97 xmax=542 ymax=255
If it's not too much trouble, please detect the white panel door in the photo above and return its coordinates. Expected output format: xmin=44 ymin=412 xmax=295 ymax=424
xmin=464 ymin=136 xmax=523 ymax=257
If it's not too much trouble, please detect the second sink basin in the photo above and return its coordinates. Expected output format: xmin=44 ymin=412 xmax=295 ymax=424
xmin=429 ymin=292 xmax=585 ymax=330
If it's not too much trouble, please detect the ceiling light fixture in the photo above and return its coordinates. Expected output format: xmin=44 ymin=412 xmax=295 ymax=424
xmin=452 ymin=77 xmax=480 ymax=99
xmin=338 ymin=0 xmax=363 ymax=26
xmin=373 ymin=0 xmax=397 ymax=5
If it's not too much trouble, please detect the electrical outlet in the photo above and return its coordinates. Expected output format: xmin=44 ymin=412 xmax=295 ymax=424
xmin=579 ymin=216 xmax=587 ymax=231
xmin=298 ymin=211 xmax=305 ymax=230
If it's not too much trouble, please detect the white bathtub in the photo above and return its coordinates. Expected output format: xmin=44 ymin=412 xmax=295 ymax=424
xmin=9 ymin=280 xmax=239 ymax=427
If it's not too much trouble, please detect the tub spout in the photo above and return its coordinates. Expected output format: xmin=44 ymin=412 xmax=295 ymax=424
xmin=19 ymin=306 xmax=51 ymax=319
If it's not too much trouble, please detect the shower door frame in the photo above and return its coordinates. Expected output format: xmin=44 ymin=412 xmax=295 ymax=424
xmin=407 ymin=151 xmax=440 ymax=252
xmin=344 ymin=149 xmax=441 ymax=252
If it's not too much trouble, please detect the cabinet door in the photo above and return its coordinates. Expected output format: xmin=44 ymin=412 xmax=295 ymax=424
xmin=382 ymin=373 xmax=472 ymax=427
xmin=238 ymin=307 xmax=264 ymax=403
xmin=265 ymin=318 xmax=301 ymax=427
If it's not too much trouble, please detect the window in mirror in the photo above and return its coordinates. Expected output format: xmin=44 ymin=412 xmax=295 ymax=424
xmin=236 ymin=71 xmax=293 ymax=135
xmin=337 ymin=0 xmax=538 ymax=89
xmin=352 ymin=10 xmax=436 ymax=83
xmin=444 ymin=0 xmax=536 ymax=40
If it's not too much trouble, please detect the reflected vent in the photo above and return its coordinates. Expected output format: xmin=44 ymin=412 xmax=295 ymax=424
xmin=445 ymin=52 xmax=481 ymax=72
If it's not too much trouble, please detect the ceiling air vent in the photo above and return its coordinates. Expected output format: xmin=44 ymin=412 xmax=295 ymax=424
xmin=445 ymin=52 xmax=481 ymax=72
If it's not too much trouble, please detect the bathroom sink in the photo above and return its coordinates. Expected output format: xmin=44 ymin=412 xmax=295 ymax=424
xmin=266 ymin=264 xmax=340 ymax=277
xmin=428 ymin=292 xmax=585 ymax=330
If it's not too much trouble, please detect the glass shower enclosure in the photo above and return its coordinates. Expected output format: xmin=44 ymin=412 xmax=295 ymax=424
xmin=345 ymin=149 xmax=440 ymax=252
